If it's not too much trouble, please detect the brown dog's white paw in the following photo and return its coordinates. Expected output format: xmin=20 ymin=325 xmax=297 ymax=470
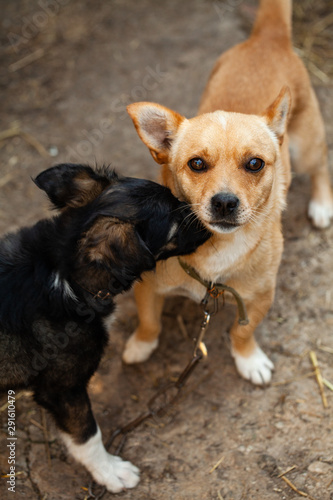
xmin=231 ymin=345 xmax=274 ymax=385
xmin=122 ymin=334 xmax=158 ymax=364
xmin=308 ymin=200 xmax=333 ymax=229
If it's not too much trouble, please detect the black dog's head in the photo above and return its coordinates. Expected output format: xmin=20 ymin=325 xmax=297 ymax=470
xmin=34 ymin=164 xmax=210 ymax=297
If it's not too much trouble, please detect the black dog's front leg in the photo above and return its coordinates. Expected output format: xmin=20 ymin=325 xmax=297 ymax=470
xmin=34 ymin=386 xmax=140 ymax=493
xmin=35 ymin=385 xmax=96 ymax=442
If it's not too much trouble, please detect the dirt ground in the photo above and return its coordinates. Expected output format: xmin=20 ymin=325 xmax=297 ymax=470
xmin=0 ymin=1 xmax=333 ymax=499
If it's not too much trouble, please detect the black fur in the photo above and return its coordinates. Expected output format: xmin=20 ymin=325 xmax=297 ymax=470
xmin=0 ymin=164 xmax=210 ymax=449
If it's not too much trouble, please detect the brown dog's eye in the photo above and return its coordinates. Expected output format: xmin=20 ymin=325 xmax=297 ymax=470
xmin=188 ymin=157 xmax=207 ymax=172
xmin=245 ymin=158 xmax=265 ymax=172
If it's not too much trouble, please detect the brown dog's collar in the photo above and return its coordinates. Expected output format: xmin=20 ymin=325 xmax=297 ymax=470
xmin=177 ymin=258 xmax=249 ymax=326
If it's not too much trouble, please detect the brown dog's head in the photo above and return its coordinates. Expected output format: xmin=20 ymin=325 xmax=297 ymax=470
xmin=127 ymin=87 xmax=291 ymax=235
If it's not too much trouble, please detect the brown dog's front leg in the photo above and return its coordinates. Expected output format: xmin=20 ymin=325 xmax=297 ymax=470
xmin=229 ymin=291 xmax=274 ymax=385
xmin=122 ymin=277 xmax=165 ymax=364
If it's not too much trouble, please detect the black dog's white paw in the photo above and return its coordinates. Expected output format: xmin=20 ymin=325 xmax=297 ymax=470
xmin=61 ymin=426 xmax=140 ymax=493
xmin=92 ymin=455 xmax=140 ymax=493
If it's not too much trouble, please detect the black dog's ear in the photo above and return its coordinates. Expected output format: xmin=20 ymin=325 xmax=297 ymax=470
xmin=79 ymin=218 xmax=156 ymax=291
xmin=34 ymin=163 xmax=116 ymax=209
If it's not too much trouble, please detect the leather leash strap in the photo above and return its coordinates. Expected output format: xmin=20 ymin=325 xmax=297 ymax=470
xmin=178 ymin=258 xmax=249 ymax=326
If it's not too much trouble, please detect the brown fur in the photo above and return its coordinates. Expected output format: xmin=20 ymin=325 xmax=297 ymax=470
xmin=75 ymin=217 xmax=157 ymax=296
xmin=69 ymin=171 xmax=109 ymax=207
xmin=124 ymin=0 xmax=333 ymax=384
xmin=79 ymin=219 xmax=136 ymax=263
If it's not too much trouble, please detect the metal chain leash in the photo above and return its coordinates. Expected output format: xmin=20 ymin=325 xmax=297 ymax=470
xmin=86 ymin=290 xmax=221 ymax=499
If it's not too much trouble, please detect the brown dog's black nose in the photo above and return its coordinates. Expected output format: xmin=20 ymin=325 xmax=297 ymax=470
xmin=211 ymin=193 xmax=239 ymax=217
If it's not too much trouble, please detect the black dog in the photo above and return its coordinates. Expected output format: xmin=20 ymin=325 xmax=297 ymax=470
xmin=0 ymin=163 xmax=210 ymax=493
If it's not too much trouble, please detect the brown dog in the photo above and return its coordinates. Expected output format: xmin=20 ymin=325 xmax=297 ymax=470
xmin=123 ymin=0 xmax=333 ymax=384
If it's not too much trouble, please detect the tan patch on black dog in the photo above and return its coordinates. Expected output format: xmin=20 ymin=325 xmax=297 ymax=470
xmin=68 ymin=172 xmax=107 ymax=208
xmin=79 ymin=218 xmax=138 ymax=263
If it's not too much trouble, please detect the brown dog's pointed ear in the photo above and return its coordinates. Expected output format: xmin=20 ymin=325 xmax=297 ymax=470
xmin=264 ymin=87 xmax=291 ymax=145
xmin=127 ymin=102 xmax=185 ymax=164
xmin=34 ymin=164 xmax=113 ymax=209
